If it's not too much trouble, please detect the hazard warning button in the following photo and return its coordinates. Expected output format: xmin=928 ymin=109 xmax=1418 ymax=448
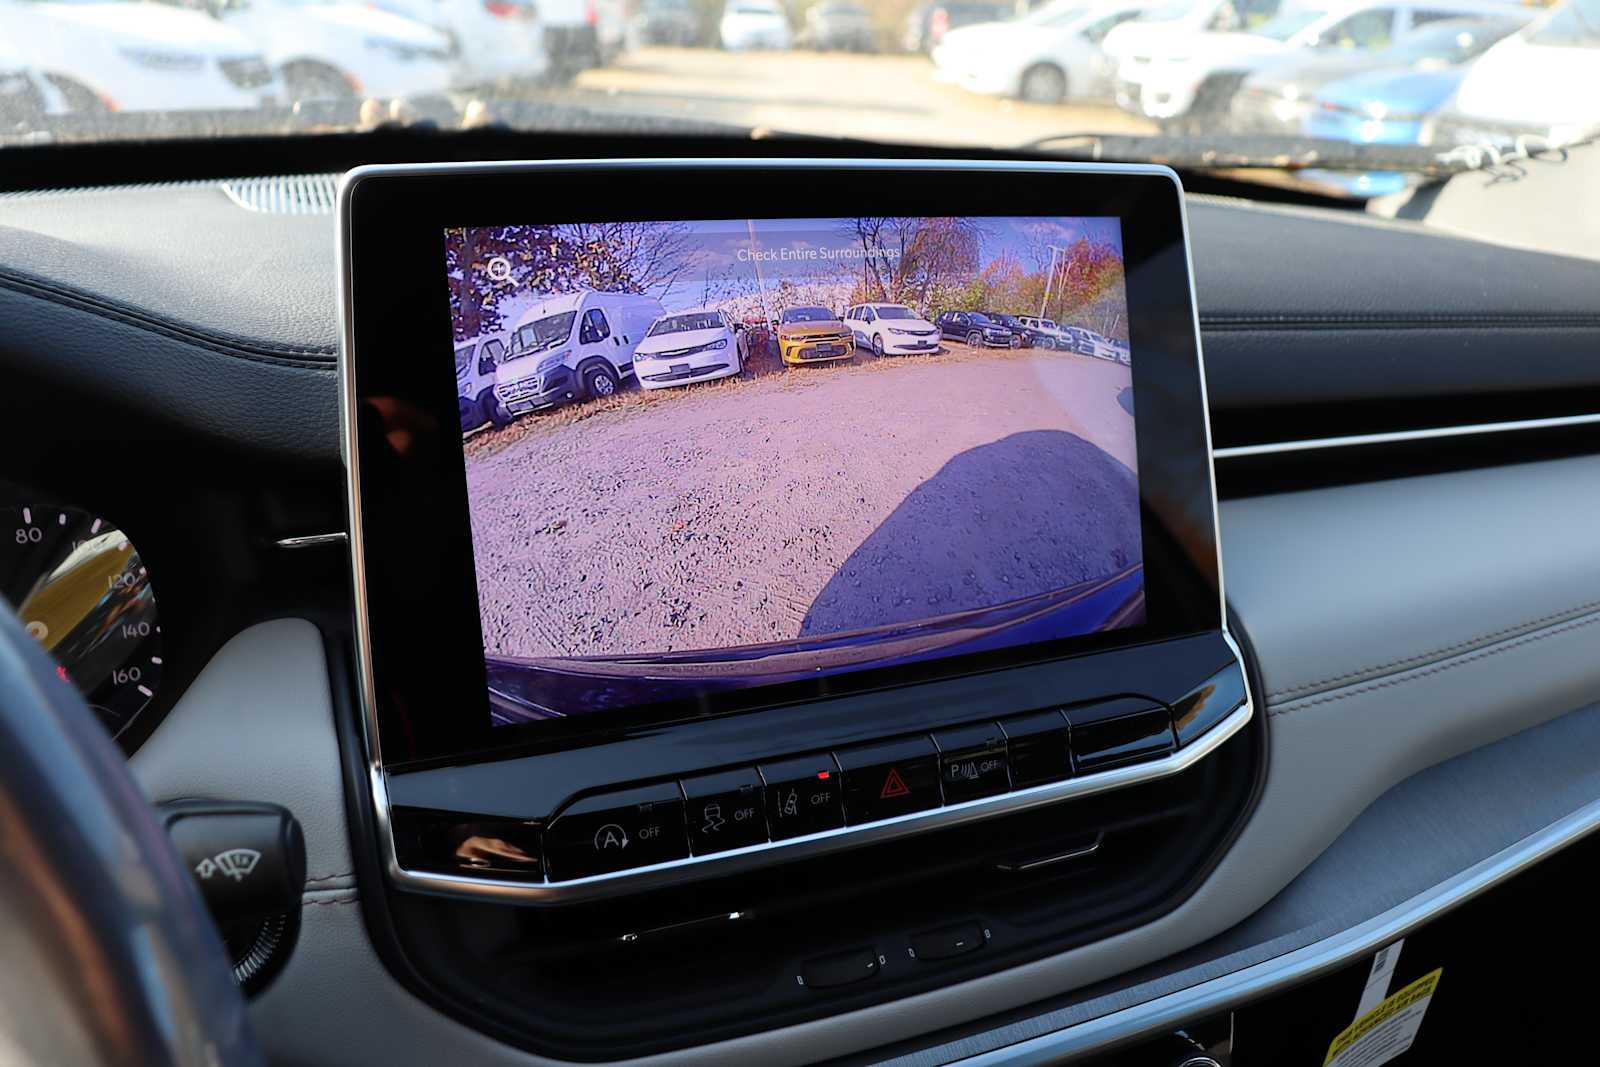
xmin=835 ymin=736 xmax=941 ymax=824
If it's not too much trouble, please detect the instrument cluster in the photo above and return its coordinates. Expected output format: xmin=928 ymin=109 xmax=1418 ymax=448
xmin=2 ymin=500 xmax=163 ymax=739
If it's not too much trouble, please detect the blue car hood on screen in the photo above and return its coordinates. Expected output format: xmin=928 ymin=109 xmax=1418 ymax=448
xmin=483 ymin=565 xmax=1145 ymax=722
xmin=1317 ymin=66 xmax=1466 ymax=115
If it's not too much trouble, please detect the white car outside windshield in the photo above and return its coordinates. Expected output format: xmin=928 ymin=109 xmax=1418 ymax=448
xmin=934 ymin=0 xmax=1158 ymax=103
xmin=720 ymin=0 xmax=791 ymax=49
xmin=212 ymin=0 xmax=456 ymax=101
xmin=1112 ymin=0 xmax=1518 ymax=122
xmin=1 ymin=0 xmax=279 ymax=111
xmin=368 ymin=0 xmax=548 ymax=87
xmin=1438 ymin=0 xmax=1600 ymax=146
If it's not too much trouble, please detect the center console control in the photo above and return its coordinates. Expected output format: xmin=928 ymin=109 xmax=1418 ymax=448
xmin=393 ymin=694 xmax=1219 ymax=891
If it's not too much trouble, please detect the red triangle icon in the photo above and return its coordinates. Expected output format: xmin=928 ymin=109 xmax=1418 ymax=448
xmin=880 ymin=767 xmax=911 ymax=800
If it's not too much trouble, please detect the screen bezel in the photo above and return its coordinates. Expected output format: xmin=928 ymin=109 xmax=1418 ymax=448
xmin=341 ymin=159 xmax=1222 ymax=771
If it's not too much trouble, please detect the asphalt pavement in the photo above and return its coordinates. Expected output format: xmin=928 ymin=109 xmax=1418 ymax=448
xmin=546 ymin=46 xmax=1156 ymax=151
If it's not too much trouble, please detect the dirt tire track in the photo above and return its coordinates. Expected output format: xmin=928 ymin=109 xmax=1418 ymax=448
xmin=466 ymin=347 xmax=1138 ymax=659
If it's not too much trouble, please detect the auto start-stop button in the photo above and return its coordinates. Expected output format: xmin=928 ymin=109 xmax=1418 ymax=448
xmin=544 ymin=781 xmax=688 ymax=880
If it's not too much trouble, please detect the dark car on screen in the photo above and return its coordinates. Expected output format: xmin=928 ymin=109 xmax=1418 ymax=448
xmin=936 ymin=310 xmax=1020 ymax=348
xmin=903 ymin=0 xmax=1013 ymax=52
xmin=981 ymin=311 xmax=1050 ymax=347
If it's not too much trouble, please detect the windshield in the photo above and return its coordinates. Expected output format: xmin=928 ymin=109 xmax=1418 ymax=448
xmin=648 ymin=311 xmax=724 ymax=335
xmin=1142 ymin=0 xmax=1201 ymax=22
xmin=1250 ymin=9 xmax=1326 ymax=41
xmin=1378 ymin=18 xmax=1524 ymax=63
xmin=1019 ymin=0 xmax=1089 ymax=26
xmin=2 ymin=0 xmax=1596 ymax=220
xmin=508 ymin=312 xmax=575 ymax=358
xmin=781 ymin=306 xmax=835 ymax=322
xmin=875 ymin=305 xmax=918 ymax=319
xmin=1528 ymin=0 xmax=1600 ymax=45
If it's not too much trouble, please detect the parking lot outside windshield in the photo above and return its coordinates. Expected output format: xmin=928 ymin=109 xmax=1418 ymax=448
xmin=446 ymin=216 xmax=1144 ymax=728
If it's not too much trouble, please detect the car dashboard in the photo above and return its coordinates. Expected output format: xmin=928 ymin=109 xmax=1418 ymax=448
xmin=2 ymin=135 xmax=1599 ymax=1066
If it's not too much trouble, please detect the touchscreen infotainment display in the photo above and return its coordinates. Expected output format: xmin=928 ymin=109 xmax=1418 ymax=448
xmin=446 ymin=216 xmax=1145 ymax=728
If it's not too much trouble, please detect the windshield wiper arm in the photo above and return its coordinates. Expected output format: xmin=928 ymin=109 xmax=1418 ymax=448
xmin=1025 ymin=132 xmax=1558 ymax=180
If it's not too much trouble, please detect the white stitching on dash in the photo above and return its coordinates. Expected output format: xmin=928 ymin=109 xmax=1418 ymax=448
xmin=304 ymin=871 xmax=356 ymax=887
xmin=1270 ymin=609 xmax=1600 ymax=718
xmin=1267 ymin=597 xmax=1600 ymax=700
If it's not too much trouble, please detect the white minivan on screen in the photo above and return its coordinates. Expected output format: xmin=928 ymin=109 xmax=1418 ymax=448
xmin=456 ymin=332 xmax=506 ymax=430
xmin=493 ymin=290 xmax=664 ymax=416
xmin=634 ymin=307 xmax=747 ymax=389
xmin=844 ymin=302 xmax=941 ymax=356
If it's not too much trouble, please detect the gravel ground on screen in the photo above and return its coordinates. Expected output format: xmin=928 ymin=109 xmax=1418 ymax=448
xmin=466 ymin=349 xmax=1139 ymax=659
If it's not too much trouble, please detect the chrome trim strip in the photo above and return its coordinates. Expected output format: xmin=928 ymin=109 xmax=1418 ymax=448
xmin=275 ymin=532 xmax=348 ymax=549
xmin=994 ymin=833 xmax=1104 ymax=873
xmin=339 ymin=158 xmax=1245 ymax=906
xmin=951 ymin=795 xmax=1600 ymax=1065
xmin=1170 ymin=168 xmax=1227 ymax=627
xmin=1214 ymin=411 xmax=1600 ymax=459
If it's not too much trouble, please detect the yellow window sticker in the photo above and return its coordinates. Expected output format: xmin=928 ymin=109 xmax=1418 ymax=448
xmin=1324 ymin=968 xmax=1442 ymax=1067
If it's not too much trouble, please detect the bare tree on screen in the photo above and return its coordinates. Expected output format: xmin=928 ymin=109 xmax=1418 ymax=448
xmin=561 ymin=221 xmax=696 ymax=298
xmin=841 ymin=217 xmax=985 ymax=310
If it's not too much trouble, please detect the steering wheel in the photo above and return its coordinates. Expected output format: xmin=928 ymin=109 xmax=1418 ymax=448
xmin=0 ymin=606 xmax=260 ymax=1066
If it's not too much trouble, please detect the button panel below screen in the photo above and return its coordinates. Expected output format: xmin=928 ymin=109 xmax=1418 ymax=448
xmin=401 ymin=696 xmax=1187 ymax=885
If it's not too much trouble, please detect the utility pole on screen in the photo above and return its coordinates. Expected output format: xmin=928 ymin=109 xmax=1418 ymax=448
xmin=746 ymin=219 xmax=771 ymax=323
xmin=1039 ymin=244 xmax=1068 ymax=318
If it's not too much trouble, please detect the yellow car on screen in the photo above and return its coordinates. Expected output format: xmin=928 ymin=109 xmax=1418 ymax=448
xmin=775 ymin=306 xmax=854 ymax=366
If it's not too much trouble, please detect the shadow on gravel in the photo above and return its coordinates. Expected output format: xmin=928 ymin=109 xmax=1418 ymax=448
xmin=800 ymin=430 xmax=1141 ymax=637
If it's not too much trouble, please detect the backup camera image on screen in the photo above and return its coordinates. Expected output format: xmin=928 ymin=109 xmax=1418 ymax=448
xmin=446 ymin=216 xmax=1143 ymax=725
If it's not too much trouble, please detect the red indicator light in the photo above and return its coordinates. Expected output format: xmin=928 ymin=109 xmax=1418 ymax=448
xmin=816 ymin=771 xmax=830 ymax=780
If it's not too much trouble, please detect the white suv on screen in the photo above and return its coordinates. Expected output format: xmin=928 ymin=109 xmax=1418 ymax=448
xmin=1015 ymin=314 xmax=1075 ymax=349
xmin=634 ymin=308 xmax=748 ymax=389
xmin=844 ymin=303 xmax=942 ymax=356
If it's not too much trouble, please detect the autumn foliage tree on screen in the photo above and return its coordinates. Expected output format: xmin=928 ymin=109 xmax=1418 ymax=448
xmin=444 ymin=222 xmax=692 ymax=343
xmin=1034 ymin=238 xmax=1128 ymax=340
xmin=969 ymin=238 xmax=1129 ymax=340
xmin=838 ymin=218 xmax=1128 ymax=341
